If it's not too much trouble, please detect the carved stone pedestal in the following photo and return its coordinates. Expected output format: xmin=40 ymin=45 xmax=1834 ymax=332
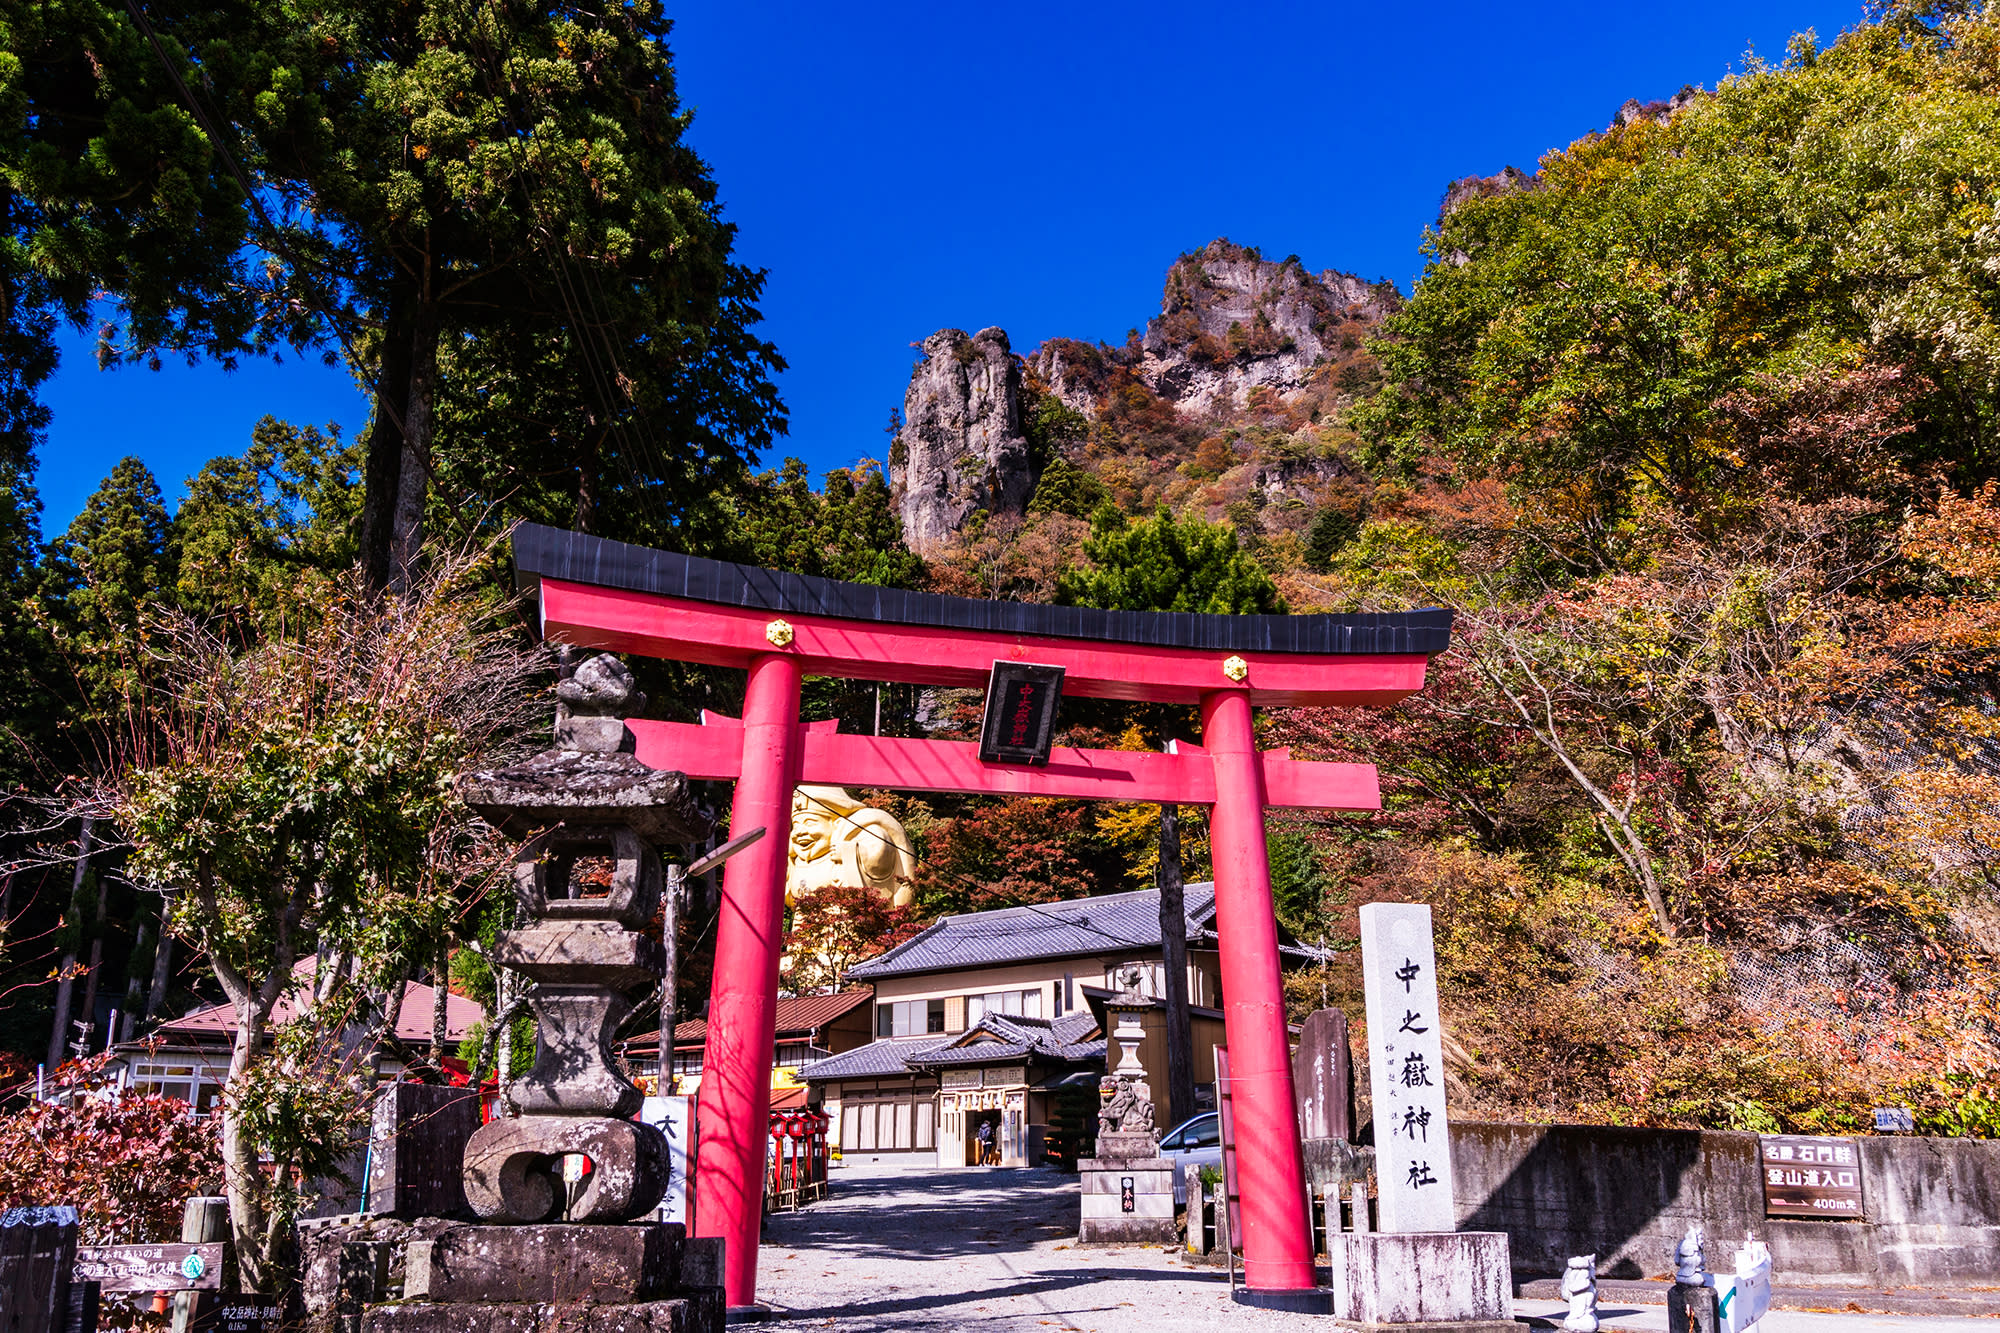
xmin=1077 ymin=1146 xmax=1178 ymax=1245
xmin=1306 ymin=1231 xmax=1513 ymax=1330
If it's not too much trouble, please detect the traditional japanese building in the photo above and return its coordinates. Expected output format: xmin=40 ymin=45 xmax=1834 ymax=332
xmin=800 ymin=885 xmax=1316 ymax=1168
xmin=623 ymin=987 xmax=875 ymax=1109
xmin=104 ymin=959 xmax=484 ymax=1113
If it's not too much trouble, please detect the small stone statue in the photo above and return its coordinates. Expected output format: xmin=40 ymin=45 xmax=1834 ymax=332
xmin=1561 ymin=1254 xmax=1599 ymax=1333
xmin=1099 ymin=1075 xmax=1155 ymax=1134
xmin=1673 ymin=1225 xmax=1708 ymax=1286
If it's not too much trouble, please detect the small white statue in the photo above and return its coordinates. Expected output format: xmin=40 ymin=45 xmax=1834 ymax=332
xmin=1673 ymin=1225 xmax=1708 ymax=1286
xmin=1561 ymin=1254 xmax=1599 ymax=1333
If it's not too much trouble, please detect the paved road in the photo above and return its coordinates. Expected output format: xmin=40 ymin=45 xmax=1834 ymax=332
xmin=755 ymin=1163 xmax=1996 ymax=1333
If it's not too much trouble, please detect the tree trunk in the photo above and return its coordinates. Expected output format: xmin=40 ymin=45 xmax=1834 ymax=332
xmin=430 ymin=945 xmax=450 ymax=1074
xmin=220 ymin=1000 xmax=272 ymax=1293
xmin=144 ymin=903 xmax=174 ymax=1027
xmin=1157 ymin=805 xmax=1195 ymax=1130
xmin=496 ymin=965 xmax=519 ymax=1113
xmin=388 ymin=286 xmax=441 ymax=592
xmin=358 ymin=296 xmax=415 ymax=591
xmin=46 ymin=818 xmax=94 ymax=1071
xmin=121 ymin=920 xmax=152 ymax=1043
xmin=76 ymin=866 xmax=112 ymax=1052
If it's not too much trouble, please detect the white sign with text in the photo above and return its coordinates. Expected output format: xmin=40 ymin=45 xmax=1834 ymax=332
xmin=1359 ymin=901 xmax=1456 ymax=1232
xmin=641 ymin=1094 xmax=697 ymax=1226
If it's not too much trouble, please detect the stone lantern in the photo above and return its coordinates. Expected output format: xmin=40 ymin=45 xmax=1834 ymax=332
xmin=296 ymin=653 xmax=728 ymax=1333
xmin=459 ymin=653 xmax=714 ymax=1223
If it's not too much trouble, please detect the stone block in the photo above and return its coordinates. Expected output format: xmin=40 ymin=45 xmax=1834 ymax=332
xmin=543 ymin=1301 xmax=697 ymax=1333
xmin=368 ymin=1083 xmax=482 ymax=1219
xmin=495 ymin=926 xmax=663 ymax=991
xmin=675 ymin=1239 xmax=725 ymax=1293
xmin=1092 ymin=1133 xmax=1158 ymax=1161
xmin=1294 ymin=1008 xmax=1355 ymax=1143
xmin=512 ymin=990 xmax=648 ymax=1118
xmin=1668 ymin=1283 xmax=1719 ymax=1333
xmin=294 ymin=1216 xmax=455 ymax=1322
xmin=403 ymin=1224 xmax=685 ymax=1304
xmin=1079 ymin=1166 xmax=1173 ymax=1192
xmin=1326 ymin=1231 xmax=1512 ymax=1325
xmin=364 ymin=1303 xmax=709 ymax=1333
xmin=552 ymin=715 xmax=631 ymax=754
xmin=362 ymin=1304 xmax=542 ymax=1333
xmin=1080 ymin=1193 xmax=1174 ymax=1220
xmin=1078 ymin=1160 xmax=1178 ymax=1244
xmin=1077 ymin=1215 xmax=1179 ymax=1244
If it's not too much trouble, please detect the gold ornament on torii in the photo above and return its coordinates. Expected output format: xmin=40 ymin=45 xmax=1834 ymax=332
xmin=786 ymin=785 xmax=916 ymax=908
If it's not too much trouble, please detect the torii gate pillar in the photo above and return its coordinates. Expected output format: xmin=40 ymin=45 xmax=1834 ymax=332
xmin=1202 ymin=688 xmax=1316 ymax=1288
xmin=696 ymin=652 xmax=802 ymax=1308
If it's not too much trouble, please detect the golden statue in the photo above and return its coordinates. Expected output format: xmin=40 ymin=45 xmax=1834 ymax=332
xmin=786 ymin=785 xmax=916 ymax=908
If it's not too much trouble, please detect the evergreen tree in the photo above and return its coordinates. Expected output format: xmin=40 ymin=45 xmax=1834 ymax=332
xmin=1059 ymin=504 xmax=1285 ymax=615
xmin=0 ymin=463 xmax=49 ymax=780
xmin=733 ymin=460 xmax=923 ymax=588
xmin=184 ymin=0 xmax=784 ymax=579
xmin=175 ymin=418 xmax=362 ymax=631
xmin=41 ymin=457 xmax=177 ymax=712
xmin=1027 ymin=456 xmax=1110 ymax=519
xmin=0 ymin=0 xmax=271 ymax=481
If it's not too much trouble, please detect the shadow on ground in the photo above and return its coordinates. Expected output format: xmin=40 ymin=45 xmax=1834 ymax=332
xmin=764 ymin=1166 xmax=1083 ymax=1263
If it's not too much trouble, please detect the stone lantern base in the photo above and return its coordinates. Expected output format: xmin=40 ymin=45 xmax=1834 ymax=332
xmin=300 ymin=1218 xmax=724 ymax=1333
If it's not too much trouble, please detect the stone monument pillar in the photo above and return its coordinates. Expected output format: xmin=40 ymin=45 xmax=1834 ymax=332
xmin=298 ymin=654 xmax=728 ymax=1333
xmin=1077 ymin=970 xmax=1177 ymax=1244
xmin=1315 ymin=904 xmax=1513 ymax=1330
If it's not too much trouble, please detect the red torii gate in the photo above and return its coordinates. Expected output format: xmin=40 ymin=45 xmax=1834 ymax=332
xmin=512 ymin=524 xmax=1452 ymax=1308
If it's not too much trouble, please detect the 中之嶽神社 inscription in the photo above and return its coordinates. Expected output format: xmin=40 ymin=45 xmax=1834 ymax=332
xmin=1359 ymin=902 xmax=1454 ymax=1233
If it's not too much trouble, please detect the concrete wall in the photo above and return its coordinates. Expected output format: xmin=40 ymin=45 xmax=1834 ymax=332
xmin=1449 ymin=1122 xmax=2000 ymax=1288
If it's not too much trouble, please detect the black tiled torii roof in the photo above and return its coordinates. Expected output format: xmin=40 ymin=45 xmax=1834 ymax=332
xmin=511 ymin=522 xmax=1454 ymax=656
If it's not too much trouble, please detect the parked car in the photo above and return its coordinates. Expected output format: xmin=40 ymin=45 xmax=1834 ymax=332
xmin=1156 ymin=1111 xmax=1222 ymax=1204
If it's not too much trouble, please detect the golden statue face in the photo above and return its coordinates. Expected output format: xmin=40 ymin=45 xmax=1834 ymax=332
xmin=789 ymin=794 xmax=834 ymax=862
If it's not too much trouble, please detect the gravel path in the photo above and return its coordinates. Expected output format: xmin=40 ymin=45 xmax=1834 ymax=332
xmin=754 ymin=1163 xmax=1995 ymax=1333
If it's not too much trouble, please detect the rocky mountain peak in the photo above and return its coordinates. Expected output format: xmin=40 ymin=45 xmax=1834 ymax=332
xmin=890 ymin=327 xmax=1034 ymax=556
xmin=1127 ymin=239 xmax=1389 ymax=417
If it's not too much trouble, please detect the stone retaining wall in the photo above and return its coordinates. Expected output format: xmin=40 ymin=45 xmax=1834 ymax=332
xmin=1449 ymin=1122 xmax=2000 ymax=1288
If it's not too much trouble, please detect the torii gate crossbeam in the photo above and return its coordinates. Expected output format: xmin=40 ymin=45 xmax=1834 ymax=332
xmin=512 ymin=523 xmax=1453 ymax=1309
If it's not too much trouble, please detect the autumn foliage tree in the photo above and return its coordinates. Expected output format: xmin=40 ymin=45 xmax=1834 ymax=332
xmin=0 ymin=1074 xmax=222 ymax=1244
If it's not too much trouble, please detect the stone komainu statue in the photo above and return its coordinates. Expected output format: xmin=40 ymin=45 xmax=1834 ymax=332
xmin=786 ymin=785 xmax=915 ymax=908
xmin=1099 ymin=1076 xmax=1155 ymax=1135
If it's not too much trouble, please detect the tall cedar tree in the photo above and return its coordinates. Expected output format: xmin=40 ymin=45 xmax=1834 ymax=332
xmin=183 ymin=0 xmax=784 ymax=581
xmin=40 ymin=456 xmax=177 ymax=720
xmin=0 ymin=0 xmax=266 ymax=478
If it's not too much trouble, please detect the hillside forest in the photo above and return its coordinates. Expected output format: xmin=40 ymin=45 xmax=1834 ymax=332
xmin=0 ymin=0 xmax=1997 ymax=1253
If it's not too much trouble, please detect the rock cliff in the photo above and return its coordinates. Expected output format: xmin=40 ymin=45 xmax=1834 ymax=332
xmin=1132 ymin=240 xmax=1388 ymax=416
xmin=891 ymin=327 xmax=1034 ymax=556
xmin=892 ymin=241 xmax=1391 ymax=552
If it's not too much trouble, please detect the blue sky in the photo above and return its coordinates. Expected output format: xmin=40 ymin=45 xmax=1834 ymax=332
xmin=33 ymin=0 xmax=1863 ymax=534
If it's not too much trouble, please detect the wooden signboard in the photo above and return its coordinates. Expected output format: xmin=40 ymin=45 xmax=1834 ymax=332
xmin=1759 ymin=1135 xmax=1865 ymax=1219
xmin=72 ymin=1243 xmax=224 ymax=1292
